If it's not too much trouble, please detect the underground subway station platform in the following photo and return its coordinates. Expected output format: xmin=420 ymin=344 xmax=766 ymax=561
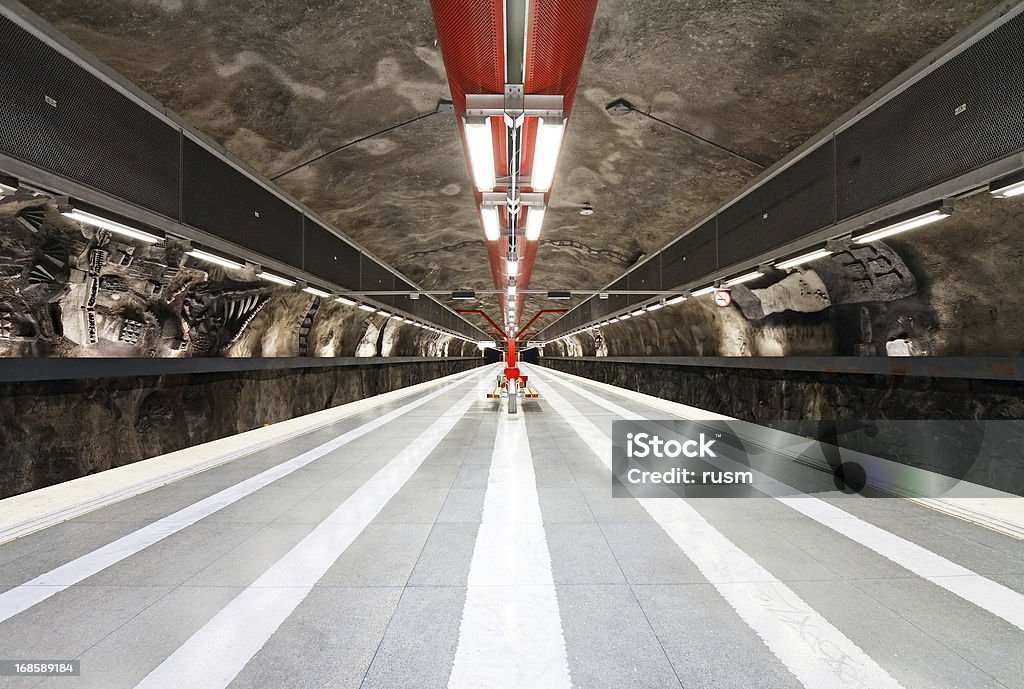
xmin=1 ymin=0 xmax=1024 ymax=687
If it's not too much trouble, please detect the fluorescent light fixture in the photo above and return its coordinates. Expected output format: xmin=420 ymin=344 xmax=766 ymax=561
xmin=525 ymin=206 xmax=545 ymax=241
xmin=0 ymin=182 xmax=17 ymax=196
xmin=258 ymin=271 xmax=295 ymax=286
xmin=665 ymin=295 xmax=687 ymax=305
xmin=991 ymin=177 xmax=1024 ymax=198
xmin=775 ymin=249 xmax=833 ymax=270
xmin=854 ymin=207 xmax=951 ymax=243
xmin=402 ymin=318 xmax=413 ymax=324
xmin=376 ymin=309 xmax=391 ymax=317
xmin=464 ymin=118 xmax=496 ymax=192
xmin=335 ymin=296 xmax=357 ymax=306
xmin=482 ymin=207 xmax=501 ymax=241
xmin=630 ymin=309 xmax=644 ymax=316
xmin=358 ymin=304 xmax=376 ymax=312
xmin=531 ymin=118 xmax=564 ymax=192
xmin=547 ymin=290 xmax=571 ymax=300
xmin=61 ymin=208 xmax=160 ymax=243
xmin=646 ymin=302 xmax=665 ymax=311
xmin=302 ymin=286 xmax=330 ymax=298
xmin=452 ymin=290 xmax=477 ymax=300
xmin=508 ymin=284 xmax=517 ymax=296
xmin=507 ymin=257 xmax=519 ymax=275
xmin=389 ymin=314 xmax=401 ymax=320
xmin=619 ymin=313 xmax=632 ymax=320
xmin=724 ymin=271 xmax=762 ymax=287
xmin=187 ymin=249 xmax=243 ymax=270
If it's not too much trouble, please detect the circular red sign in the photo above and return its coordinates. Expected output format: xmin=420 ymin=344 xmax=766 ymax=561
xmin=713 ymin=290 xmax=732 ymax=307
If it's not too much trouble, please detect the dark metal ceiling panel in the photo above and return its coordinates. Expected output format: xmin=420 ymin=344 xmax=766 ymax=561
xmin=660 ymin=219 xmax=718 ymax=289
xmin=627 ymin=257 xmax=660 ymax=294
xmin=182 ymin=138 xmax=303 ymax=267
xmin=837 ymin=12 xmax=1024 ymax=218
xmin=718 ymin=142 xmax=835 ymax=268
xmin=359 ymin=255 xmax=395 ymax=308
xmin=302 ymin=218 xmax=361 ymax=292
xmin=0 ymin=15 xmax=180 ymax=218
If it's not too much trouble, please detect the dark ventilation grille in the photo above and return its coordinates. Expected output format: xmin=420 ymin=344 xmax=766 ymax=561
xmin=627 ymin=257 xmax=660 ymax=293
xmin=837 ymin=13 xmax=1024 ymax=218
xmin=661 ymin=219 xmax=717 ymax=288
xmin=182 ymin=139 xmax=302 ymax=266
xmin=606 ymin=277 xmax=629 ymax=313
xmin=718 ymin=142 xmax=835 ymax=268
xmin=359 ymin=255 xmax=395 ymax=308
xmin=0 ymin=16 xmax=180 ymax=218
xmin=302 ymin=218 xmax=360 ymax=291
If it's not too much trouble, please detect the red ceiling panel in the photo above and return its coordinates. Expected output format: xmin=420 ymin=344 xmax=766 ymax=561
xmin=525 ymin=0 xmax=598 ymax=114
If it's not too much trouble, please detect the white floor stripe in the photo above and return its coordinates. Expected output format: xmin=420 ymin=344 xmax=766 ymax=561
xmin=525 ymin=366 xmax=904 ymax=689
xmin=538 ymin=366 xmax=1024 ymax=632
xmin=133 ymin=378 xmax=485 ymax=689
xmin=448 ymin=402 xmax=571 ymax=689
xmin=0 ymin=368 xmax=488 ymax=625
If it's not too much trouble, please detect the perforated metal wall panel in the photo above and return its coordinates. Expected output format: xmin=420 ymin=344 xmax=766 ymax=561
xmin=359 ymin=255 xmax=395 ymax=308
xmin=627 ymin=257 xmax=660 ymax=293
xmin=718 ymin=142 xmax=835 ymax=268
xmin=606 ymin=277 xmax=629 ymax=313
xmin=182 ymin=138 xmax=302 ymax=266
xmin=0 ymin=16 xmax=180 ymax=218
xmin=302 ymin=218 xmax=360 ymax=291
xmin=836 ymin=13 xmax=1024 ymax=218
xmin=660 ymin=219 xmax=717 ymax=289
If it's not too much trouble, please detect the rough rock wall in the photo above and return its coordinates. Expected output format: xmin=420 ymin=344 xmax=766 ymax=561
xmin=544 ymin=193 xmax=1024 ymax=359
xmin=540 ymin=358 xmax=1024 ymax=422
xmin=0 ymin=196 xmax=476 ymax=359
xmin=0 ymin=358 xmax=484 ymax=498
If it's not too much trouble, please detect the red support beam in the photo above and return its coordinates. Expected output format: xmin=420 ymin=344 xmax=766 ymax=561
xmin=455 ymin=309 xmax=508 ymax=340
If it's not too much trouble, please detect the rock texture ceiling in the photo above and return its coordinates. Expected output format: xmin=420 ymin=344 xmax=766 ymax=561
xmin=21 ymin=0 xmax=995 ymax=337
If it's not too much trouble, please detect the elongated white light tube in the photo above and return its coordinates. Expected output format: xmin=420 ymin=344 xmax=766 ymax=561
xmin=724 ymin=271 xmax=762 ymax=287
xmin=302 ymin=286 xmax=330 ymax=298
xmin=775 ymin=249 xmax=833 ymax=270
xmin=630 ymin=308 xmax=645 ymax=316
xmin=525 ymin=206 xmax=545 ymax=241
xmin=376 ymin=309 xmax=391 ymax=317
xmin=508 ymin=284 xmax=517 ymax=296
xmin=482 ymin=207 xmax=501 ymax=241
xmin=335 ymin=296 xmax=357 ymax=306
xmin=691 ymin=285 xmax=716 ymax=297
xmin=507 ymin=257 xmax=519 ymax=275
xmin=619 ymin=313 xmax=632 ymax=320
xmin=258 ymin=271 xmax=295 ymax=286
xmin=665 ymin=295 xmax=687 ymax=305
xmin=61 ymin=209 xmax=160 ymax=243
xmin=531 ymin=118 xmax=564 ymax=192
xmin=646 ymin=302 xmax=665 ymax=311
xmin=464 ymin=119 xmax=496 ymax=192
xmin=854 ymin=209 xmax=950 ymax=243
xmin=187 ymin=249 xmax=243 ymax=270
xmin=0 ymin=182 xmax=17 ymax=196
xmin=991 ymin=179 xmax=1024 ymax=198
xmin=358 ymin=303 xmax=376 ymax=312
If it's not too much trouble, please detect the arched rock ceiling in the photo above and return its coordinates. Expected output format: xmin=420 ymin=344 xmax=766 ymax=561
xmin=23 ymin=0 xmax=994 ymax=336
